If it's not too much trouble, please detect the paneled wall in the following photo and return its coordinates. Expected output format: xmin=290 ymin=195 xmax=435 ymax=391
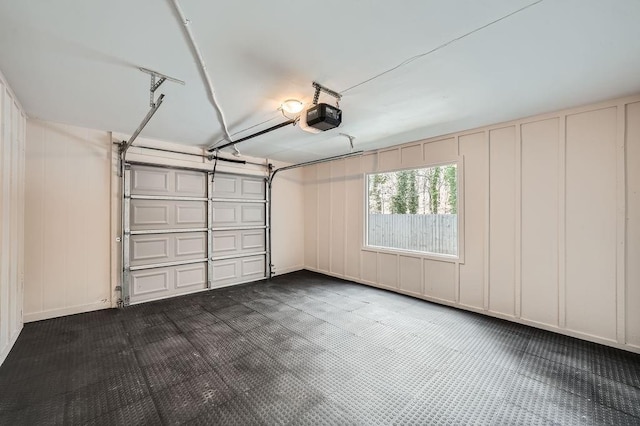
xmin=270 ymin=165 xmax=305 ymax=275
xmin=0 ymin=71 xmax=26 ymax=365
xmin=25 ymin=120 xmax=112 ymax=322
xmin=303 ymin=95 xmax=640 ymax=353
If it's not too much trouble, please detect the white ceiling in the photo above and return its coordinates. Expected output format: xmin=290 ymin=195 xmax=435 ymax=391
xmin=1 ymin=0 xmax=639 ymax=163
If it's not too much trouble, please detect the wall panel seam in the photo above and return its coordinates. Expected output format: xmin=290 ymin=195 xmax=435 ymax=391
xmin=515 ymin=124 xmax=522 ymax=319
xmin=344 ymin=170 xmax=347 ymax=278
xmin=616 ymin=104 xmax=627 ymax=344
xmin=484 ymin=131 xmax=490 ymax=311
xmin=316 ymin=167 xmax=320 ymax=270
xmin=558 ymin=114 xmax=567 ymax=329
xmin=328 ymin=169 xmax=333 ymax=274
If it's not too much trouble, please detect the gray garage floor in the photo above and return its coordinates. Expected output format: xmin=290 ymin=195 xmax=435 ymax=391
xmin=1 ymin=270 xmax=639 ymax=425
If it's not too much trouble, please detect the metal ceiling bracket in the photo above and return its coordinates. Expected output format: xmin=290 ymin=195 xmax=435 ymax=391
xmin=149 ymin=75 xmax=166 ymax=107
xmin=139 ymin=67 xmax=185 ymax=85
xmin=151 ymin=77 xmax=166 ymax=93
xmin=139 ymin=67 xmax=184 ymax=107
xmin=119 ymin=68 xmax=185 ymax=157
xmin=312 ymin=81 xmax=342 ymax=105
xmin=339 ymin=133 xmax=356 ymax=152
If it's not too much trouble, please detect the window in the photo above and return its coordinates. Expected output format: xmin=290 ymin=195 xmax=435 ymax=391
xmin=366 ymin=164 xmax=458 ymax=256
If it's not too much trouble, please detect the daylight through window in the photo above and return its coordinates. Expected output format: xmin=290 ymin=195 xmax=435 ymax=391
xmin=367 ymin=164 xmax=458 ymax=256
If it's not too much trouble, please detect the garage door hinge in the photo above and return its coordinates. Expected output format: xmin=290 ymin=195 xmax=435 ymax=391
xmin=117 ymin=295 xmax=130 ymax=308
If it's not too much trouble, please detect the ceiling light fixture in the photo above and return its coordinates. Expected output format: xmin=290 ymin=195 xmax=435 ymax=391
xmin=280 ymin=99 xmax=304 ymax=114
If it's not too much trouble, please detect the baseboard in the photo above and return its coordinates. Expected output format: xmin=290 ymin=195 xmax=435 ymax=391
xmin=272 ymin=265 xmax=304 ymax=276
xmin=0 ymin=325 xmax=23 ymax=366
xmin=24 ymin=300 xmax=111 ymax=323
xmin=304 ymin=267 xmax=347 ymax=281
xmin=303 ymin=268 xmax=640 ymax=355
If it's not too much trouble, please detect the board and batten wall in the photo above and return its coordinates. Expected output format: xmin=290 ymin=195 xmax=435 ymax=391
xmin=24 ymin=121 xmax=304 ymax=322
xmin=303 ymin=94 xmax=640 ymax=353
xmin=0 ymin=71 xmax=26 ymax=365
xmin=25 ymin=120 xmax=112 ymax=322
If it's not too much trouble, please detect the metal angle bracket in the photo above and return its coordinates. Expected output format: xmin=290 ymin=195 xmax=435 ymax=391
xmin=312 ymin=81 xmax=342 ymax=106
xmin=150 ymin=75 xmax=166 ymax=107
xmin=339 ymin=133 xmax=356 ymax=151
xmin=140 ymin=67 xmax=185 ymax=108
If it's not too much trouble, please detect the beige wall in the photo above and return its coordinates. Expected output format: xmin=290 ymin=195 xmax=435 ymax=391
xmin=24 ymin=122 xmax=304 ymax=322
xmin=303 ymin=95 xmax=640 ymax=354
xmin=0 ymin=71 xmax=26 ymax=365
xmin=270 ymin=165 xmax=305 ymax=275
xmin=25 ymin=120 xmax=112 ymax=322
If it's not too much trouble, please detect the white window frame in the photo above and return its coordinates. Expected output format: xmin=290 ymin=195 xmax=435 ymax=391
xmin=363 ymin=158 xmax=465 ymax=263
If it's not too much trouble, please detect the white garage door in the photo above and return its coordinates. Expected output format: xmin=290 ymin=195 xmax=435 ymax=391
xmin=210 ymin=173 xmax=267 ymax=288
xmin=124 ymin=165 xmax=209 ymax=305
xmin=121 ymin=165 xmax=268 ymax=305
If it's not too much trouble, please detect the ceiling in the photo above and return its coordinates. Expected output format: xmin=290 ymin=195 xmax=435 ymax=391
xmin=1 ymin=0 xmax=639 ymax=163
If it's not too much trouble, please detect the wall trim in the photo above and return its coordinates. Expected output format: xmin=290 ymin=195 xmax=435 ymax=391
xmin=514 ymin=124 xmax=522 ymax=319
xmin=483 ymin=130 xmax=490 ymax=311
xmin=24 ymin=301 xmax=111 ymax=323
xmin=0 ymin=326 xmax=22 ymax=366
xmin=0 ymin=70 xmax=26 ymax=114
xmin=304 ymin=268 xmax=640 ymax=354
xmin=273 ymin=265 xmax=304 ymax=276
xmin=558 ymin=114 xmax=567 ymax=329
xmin=615 ymin=103 xmax=627 ymax=344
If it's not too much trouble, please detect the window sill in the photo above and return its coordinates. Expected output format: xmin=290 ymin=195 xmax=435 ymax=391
xmin=362 ymin=245 xmax=461 ymax=264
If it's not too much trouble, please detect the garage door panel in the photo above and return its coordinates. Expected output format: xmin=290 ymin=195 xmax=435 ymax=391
xmin=175 ymin=171 xmax=206 ymax=196
xmin=212 ymin=255 xmax=265 ymax=288
xmin=132 ymin=167 xmax=170 ymax=194
xmin=212 ymin=203 xmax=237 ymax=225
xmin=242 ymin=231 xmax=265 ymax=250
xmin=212 ymin=234 xmax=238 ymax=254
xmin=212 ymin=174 xmax=265 ymax=200
xmin=241 ymin=205 xmax=265 ymax=224
xmin=131 ymin=237 xmax=169 ymax=263
xmin=212 ymin=261 xmax=237 ymax=281
xmin=131 ymin=270 xmax=170 ymax=298
xmin=176 ymin=204 xmax=206 ymax=224
xmin=175 ymin=234 xmax=206 ymax=257
xmin=211 ymin=229 xmax=265 ymax=257
xmin=130 ymin=232 xmax=206 ymax=267
xmin=131 ymin=200 xmax=207 ymax=230
xmin=241 ymin=179 xmax=265 ymax=198
xmin=212 ymin=202 xmax=264 ymax=227
xmin=212 ymin=176 xmax=237 ymax=197
xmin=131 ymin=166 xmax=206 ymax=197
xmin=130 ymin=263 xmax=207 ymax=304
xmin=242 ymin=257 xmax=265 ymax=276
xmin=175 ymin=264 xmax=206 ymax=289
xmin=132 ymin=204 xmax=169 ymax=227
